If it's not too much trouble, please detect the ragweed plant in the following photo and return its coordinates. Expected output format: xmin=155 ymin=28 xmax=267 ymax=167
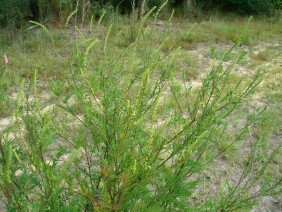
xmin=0 ymin=10 xmax=281 ymax=212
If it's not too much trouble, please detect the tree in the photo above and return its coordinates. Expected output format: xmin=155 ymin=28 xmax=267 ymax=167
xmin=138 ymin=0 xmax=143 ymax=20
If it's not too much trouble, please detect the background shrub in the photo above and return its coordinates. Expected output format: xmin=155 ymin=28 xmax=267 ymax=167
xmin=0 ymin=0 xmax=30 ymax=27
xmin=196 ymin=0 xmax=282 ymax=15
xmin=0 ymin=0 xmax=281 ymax=28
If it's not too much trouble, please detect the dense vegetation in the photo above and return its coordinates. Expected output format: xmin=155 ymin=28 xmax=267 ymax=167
xmin=196 ymin=0 xmax=281 ymax=15
xmin=0 ymin=0 xmax=281 ymax=27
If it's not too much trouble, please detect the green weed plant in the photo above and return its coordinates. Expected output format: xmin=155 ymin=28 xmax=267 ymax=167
xmin=0 ymin=10 xmax=281 ymax=212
